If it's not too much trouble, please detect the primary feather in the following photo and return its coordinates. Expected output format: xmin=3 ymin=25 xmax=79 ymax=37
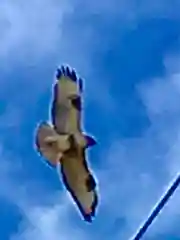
xmin=60 ymin=147 xmax=98 ymax=222
xmin=51 ymin=65 xmax=83 ymax=134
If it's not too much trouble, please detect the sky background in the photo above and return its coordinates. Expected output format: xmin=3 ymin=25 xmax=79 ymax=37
xmin=0 ymin=0 xmax=180 ymax=239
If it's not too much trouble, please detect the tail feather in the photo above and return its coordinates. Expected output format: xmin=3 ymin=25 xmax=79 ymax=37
xmin=35 ymin=122 xmax=69 ymax=167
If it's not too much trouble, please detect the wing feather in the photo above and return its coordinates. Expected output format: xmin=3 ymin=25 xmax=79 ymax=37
xmin=51 ymin=66 xmax=83 ymax=134
xmin=59 ymin=149 xmax=98 ymax=222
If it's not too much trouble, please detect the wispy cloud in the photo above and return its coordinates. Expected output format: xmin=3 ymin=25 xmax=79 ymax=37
xmin=96 ymin=55 xmax=180 ymax=239
xmin=0 ymin=0 xmax=179 ymax=109
xmin=0 ymin=141 xmax=88 ymax=240
xmin=11 ymin=200 xmax=88 ymax=240
xmin=0 ymin=104 xmax=87 ymax=239
xmin=1 ymin=0 xmax=180 ymax=240
xmin=70 ymin=0 xmax=180 ymax=26
xmin=0 ymin=0 xmax=71 ymax=65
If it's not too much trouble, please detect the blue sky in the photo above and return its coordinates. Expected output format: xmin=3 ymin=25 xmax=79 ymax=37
xmin=0 ymin=0 xmax=180 ymax=239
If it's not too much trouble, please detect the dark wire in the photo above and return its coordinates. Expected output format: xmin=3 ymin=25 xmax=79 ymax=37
xmin=130 ymin=174 xmax=180 ymax=240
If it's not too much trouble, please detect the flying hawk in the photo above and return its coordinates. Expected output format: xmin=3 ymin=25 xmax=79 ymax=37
xmin=35 ymin=66 xmax=98 ymax=222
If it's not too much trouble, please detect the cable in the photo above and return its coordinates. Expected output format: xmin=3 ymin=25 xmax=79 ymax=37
xmin=130 ymin=173 xmax=180 ymax=240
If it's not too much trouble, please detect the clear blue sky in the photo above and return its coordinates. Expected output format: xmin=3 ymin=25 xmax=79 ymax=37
xmin=0 ymin=0 xmax=180 ymax=239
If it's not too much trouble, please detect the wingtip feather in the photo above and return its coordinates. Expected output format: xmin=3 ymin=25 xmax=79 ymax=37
xmin=71 ymin=69 xmax=77 ymax=82
xmin=56 ymin=65 xmax=77 ymax=82
xmin=56 ymin=68 xmax=62 ymax=79
xmin=61 ymin=65 xmax=66 ymax=74
xmin=55 ymin=65 xmax=84 ymax=91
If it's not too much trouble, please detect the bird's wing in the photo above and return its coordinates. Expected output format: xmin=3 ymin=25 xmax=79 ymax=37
xmin=50 ymin=65 xmax=83 ymax=134
xmin=59 ymin=149 xmax=98 ymax=222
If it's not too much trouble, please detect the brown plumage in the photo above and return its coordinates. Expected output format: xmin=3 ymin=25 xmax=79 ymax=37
xmin=35 ymin=66 xmax=98 ymax=222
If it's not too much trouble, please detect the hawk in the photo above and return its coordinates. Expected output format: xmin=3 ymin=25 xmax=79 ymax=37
xmin=35 ymin=66 xmax=98 ymax=222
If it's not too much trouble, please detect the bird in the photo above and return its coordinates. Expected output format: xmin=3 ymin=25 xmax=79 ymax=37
xmin=35 ymin=65 xmax=98 ymax=222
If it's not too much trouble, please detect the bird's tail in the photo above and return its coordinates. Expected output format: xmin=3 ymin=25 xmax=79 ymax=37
xmin=35 ymin=121 xmax=70 ymax=168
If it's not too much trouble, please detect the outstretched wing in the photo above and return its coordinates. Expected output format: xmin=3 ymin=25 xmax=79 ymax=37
xmin=59 ymin=150 xmax=98 ymax=222
xmin=50 ymin=65 xmax=84 ymax=135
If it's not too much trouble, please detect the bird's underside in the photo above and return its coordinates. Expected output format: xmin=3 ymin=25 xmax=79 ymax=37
xmin=35 ymin=66 xmax=98 ymax=222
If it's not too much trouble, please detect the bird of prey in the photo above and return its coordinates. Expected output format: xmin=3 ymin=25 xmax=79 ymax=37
xmin=35 ymin=66 xmax=98 ymax=222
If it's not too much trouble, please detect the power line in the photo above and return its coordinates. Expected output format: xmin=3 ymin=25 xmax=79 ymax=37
xmin=130 ymin=173 xmax=180 ymax=240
